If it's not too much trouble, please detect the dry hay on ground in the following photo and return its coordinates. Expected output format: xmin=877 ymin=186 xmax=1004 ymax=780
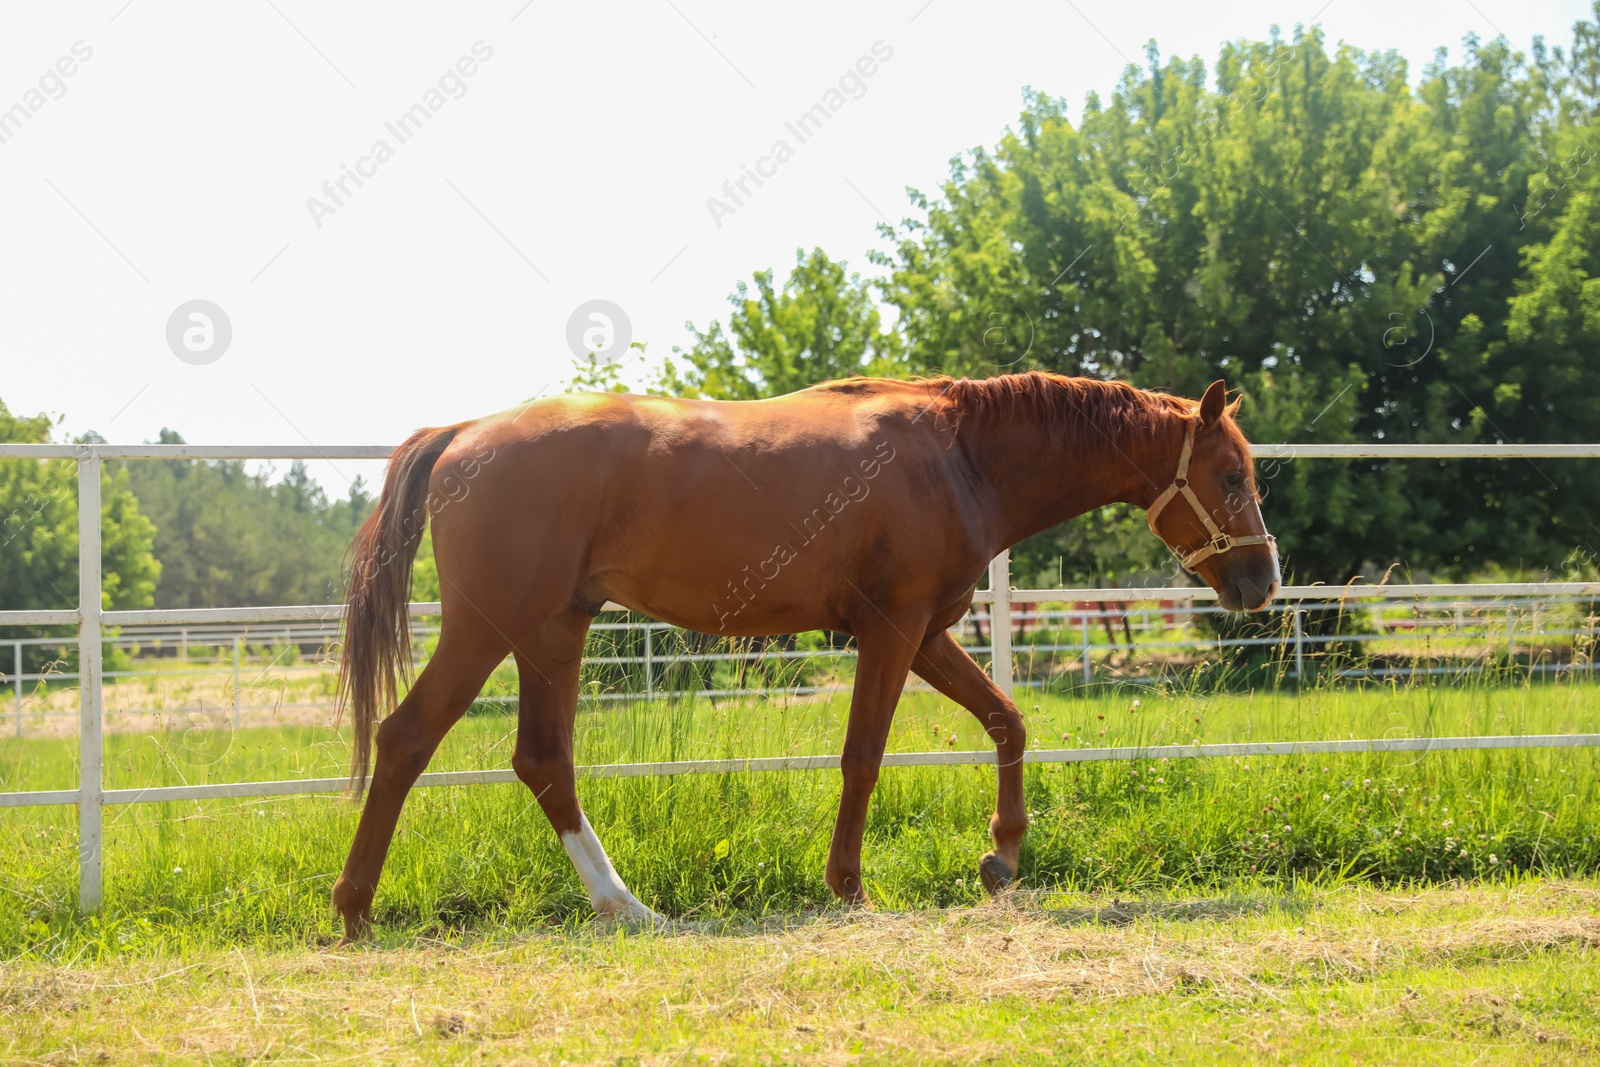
xmin=4 ymin=882 xmax=1599 ymax=1064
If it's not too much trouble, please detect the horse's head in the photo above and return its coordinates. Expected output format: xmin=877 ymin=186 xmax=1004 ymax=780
xmin=1146 ymin=380 xmax=1280 ymax=612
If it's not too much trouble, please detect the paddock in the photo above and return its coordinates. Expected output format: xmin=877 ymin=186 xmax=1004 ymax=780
xmin=3 ymin=439 xmax=1600 ymax=913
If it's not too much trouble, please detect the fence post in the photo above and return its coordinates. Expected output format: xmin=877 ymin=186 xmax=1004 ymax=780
xmin=179 ymin=627 xmax=187 ymax=662
xmin=232 ymin=635 xmax=242 ymax=730
xmin=1293 ymin=607 xmax=1305 ymax=685
xmin=13 ymin=640 xmax=21 ymax=739
xmin=988 ymin=551 xmax=1013 ymax=697
xmin=77 ymin=450 xmax=104 ymax=913
xmin=643 ymin=623 xmax=654 ymax=703
xmin=1081 ymin=613 xmax=1092 ymax=686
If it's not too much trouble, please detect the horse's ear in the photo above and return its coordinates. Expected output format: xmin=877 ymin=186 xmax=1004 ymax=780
xmin=1198 ymin=380 xmax=1228 ymax=428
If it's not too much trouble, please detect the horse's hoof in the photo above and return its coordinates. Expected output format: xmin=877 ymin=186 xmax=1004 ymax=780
xmin=331 ymin=876 xmax=374 ymax=942
xmin=825 ymin=865 xmax=872 ymax=907
xmin=334 ymin=915 xmax=373 ymax=944
xmin=590 ymin=892 xmax=673 ymax=929
xmin=610 ymin=904 xmax=672 ymax=929
xmin=979 ymin=852 xmax=1015 ymax=895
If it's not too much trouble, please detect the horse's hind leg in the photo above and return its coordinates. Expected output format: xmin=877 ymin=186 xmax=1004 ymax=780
xmin=824 ymin=617 xmax=926 ymax=905
xmin=332 ymin=620 xmax=508 ymax=940
xmin=511 ymin=604 xmax=663 ymax=923
xmin=912 ymin=628 xmax=1028 ymax=893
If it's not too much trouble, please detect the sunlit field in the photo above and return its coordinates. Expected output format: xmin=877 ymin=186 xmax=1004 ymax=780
xmin=6 ymin=630 xmax=1599 ymax=1065
xmin=6 ymin=880 xmax=1599 ymax=1065
xmin=3 ymin=674 xmax=1598 ymax=963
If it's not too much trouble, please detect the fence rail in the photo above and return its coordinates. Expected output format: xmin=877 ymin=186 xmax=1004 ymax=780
xmin=6 ymin=735 xmax=1595 ymax=812
xmin=3 ymin=441 xmax=1600 ymax=912
xmin=4 ymin=591 xmax=1595 ymax=731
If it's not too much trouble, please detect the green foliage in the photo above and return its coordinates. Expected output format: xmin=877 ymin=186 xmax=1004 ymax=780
xmin=409 ymin=527 xmax=439 ymax=602
xmin=1 ymin=405 xmax=373 ymax=623
xmin=0 ymin=399 xmax=158 ymax=614
xmin=1009 ymin=505 xmax=1174 ymax=590
xmin=119 ymin=429 xmax=373 ymax=609
xmin=877 ymin=24 xmax=1600 ymax=583
xmin=670 ymin=12 xmax=1600 ymax=587
xmin=565 ymin=341 xmax=651 ymax=395
xmin=660 ymin=247 xmax=902 ymax=399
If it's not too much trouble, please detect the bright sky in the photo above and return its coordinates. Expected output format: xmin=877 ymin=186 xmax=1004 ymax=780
xmin=0 ymin=0 xmax=1590 ymax=493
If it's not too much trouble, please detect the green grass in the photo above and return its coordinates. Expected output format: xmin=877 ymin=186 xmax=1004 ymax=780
xmin=8 ymin=674 xmax=1598 ymax=792
xmin=2 ymin=677 xmax=1599 ymax=962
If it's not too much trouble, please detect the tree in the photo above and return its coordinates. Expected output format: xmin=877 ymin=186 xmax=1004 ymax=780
xmin=877 ymin=22 xmax=1600 ymax=583
xmin=1464 ymin=111 xmax=1600 ymax=572
xmin=0 ymin=398 xmax=159 ymax=613
xmin=637 ymin=14 xmax=1600 ymax=588
xmin=660 ymin=248 xmax=902 ymax=398
xmin=120 ymin=429 xmax=373 ymax=608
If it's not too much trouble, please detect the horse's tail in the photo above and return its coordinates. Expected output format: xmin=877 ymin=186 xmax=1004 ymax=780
xmin=338 ymin=425 xmax=460 ymax=794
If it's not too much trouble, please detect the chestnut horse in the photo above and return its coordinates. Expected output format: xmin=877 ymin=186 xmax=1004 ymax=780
xmin=330 ymin=373 xmax=1278 ymax=937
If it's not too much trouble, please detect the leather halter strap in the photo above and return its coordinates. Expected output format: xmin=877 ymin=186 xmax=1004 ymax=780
xmin=1146 ymin=420 xmax=1276 ymax=573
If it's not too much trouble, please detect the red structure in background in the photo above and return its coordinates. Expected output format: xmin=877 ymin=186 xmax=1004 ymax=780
xmin=970 ymin=599 xmax=1186 ymax=643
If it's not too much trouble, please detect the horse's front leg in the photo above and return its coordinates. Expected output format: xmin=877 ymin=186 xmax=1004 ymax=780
xmin=824 ymin=618 xmax=925 ymax=905
xmin=911 ymin=628 xmax=1027 ymax=893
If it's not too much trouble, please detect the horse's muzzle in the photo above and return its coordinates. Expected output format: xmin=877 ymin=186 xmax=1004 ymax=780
xmin=1212 ymin=548 xmax=1281 ymax=613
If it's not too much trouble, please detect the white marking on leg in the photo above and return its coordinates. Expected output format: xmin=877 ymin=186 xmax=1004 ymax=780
xmin=560 ymin=814 xmax=664 ymax=924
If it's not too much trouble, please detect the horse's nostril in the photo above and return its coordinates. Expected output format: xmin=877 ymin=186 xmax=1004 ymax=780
xmin=1228 ymin=572 xmax=1280 ymax=614
xmin=1238 ymin=575 xmax=1279 ymax=613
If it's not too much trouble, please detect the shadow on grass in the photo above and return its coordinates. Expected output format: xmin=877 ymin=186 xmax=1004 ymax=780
xmin=376 ymin=888 xmax=1325 ymax=948
xmin=1035 ymin=891 xmax=1313 ymax=927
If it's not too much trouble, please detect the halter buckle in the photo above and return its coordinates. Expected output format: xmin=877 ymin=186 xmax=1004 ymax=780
xmin=1209 ymin=532 xmax=1233 ymax=554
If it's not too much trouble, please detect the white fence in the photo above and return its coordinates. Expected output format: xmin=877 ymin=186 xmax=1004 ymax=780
xmin=3 ymin=440 xmax=1600 ymax=913
xmin=5 ymin=590 xmax=1597 ymax=734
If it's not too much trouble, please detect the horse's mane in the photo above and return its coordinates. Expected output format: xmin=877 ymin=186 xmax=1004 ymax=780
xmin=928 ymin=371 xmax=1252 ymax=475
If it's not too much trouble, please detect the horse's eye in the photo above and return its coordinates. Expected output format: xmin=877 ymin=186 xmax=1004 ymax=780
xmin=1225 ymin=472 xmax=1246 ymax=489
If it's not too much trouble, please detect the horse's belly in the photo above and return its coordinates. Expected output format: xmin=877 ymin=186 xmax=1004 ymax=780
xmin=599 ymin=569 xmax=845 ymax=637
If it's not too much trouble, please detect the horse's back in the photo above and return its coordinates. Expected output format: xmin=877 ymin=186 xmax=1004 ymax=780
xmin=451 ymin=379 xmax=937 ymax=471
xmin=423 ymin=380 xmax=982 ymax=634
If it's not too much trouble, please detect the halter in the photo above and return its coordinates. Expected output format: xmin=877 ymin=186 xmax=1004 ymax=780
xmin=1146 ymin=419 xmax=1276 ymax=572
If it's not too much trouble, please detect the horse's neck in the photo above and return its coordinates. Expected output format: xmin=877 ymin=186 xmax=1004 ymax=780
xmin=964 ymin=408 xmax=1175 ymax=550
